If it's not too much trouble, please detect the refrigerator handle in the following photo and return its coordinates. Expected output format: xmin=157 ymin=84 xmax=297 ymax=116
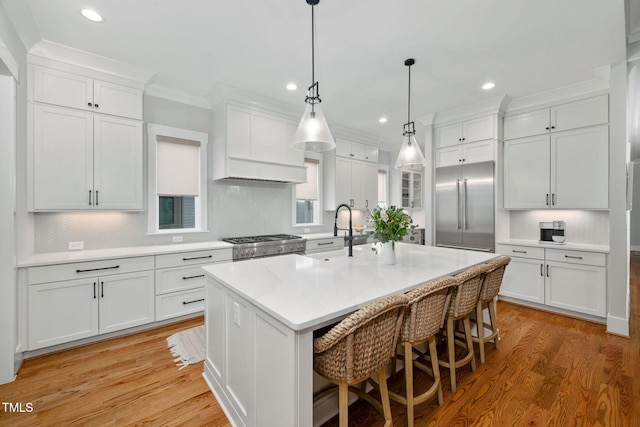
xmin=456 ymin=179 xmax=461 ymax=229
xmin=463 ymin=178 xmax=468 ymax=230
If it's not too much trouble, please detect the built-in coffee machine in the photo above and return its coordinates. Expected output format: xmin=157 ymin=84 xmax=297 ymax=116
xmin=539 ymin=221 xmax=565 ymax=244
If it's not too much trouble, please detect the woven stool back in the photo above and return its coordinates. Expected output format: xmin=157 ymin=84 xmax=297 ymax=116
xmin=449 ymin=263 xmax=492 ymax=318
xmin=314 ymin=293 xmax=409 ymax=383
xmin=401 ymin=276 xmax=458 ymax=343
xmin=478 ymin=256 xmax=511 ymax=302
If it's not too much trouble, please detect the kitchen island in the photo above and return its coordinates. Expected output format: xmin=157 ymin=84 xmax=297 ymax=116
xmin=202 ymin=243 xmax=496 ymax=427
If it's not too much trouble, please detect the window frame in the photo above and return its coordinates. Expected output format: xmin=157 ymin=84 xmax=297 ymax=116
xmin=292 ymin=152 xmax=323 ymax=227
xmin=147 ymin=123 xmax=208 ymax=235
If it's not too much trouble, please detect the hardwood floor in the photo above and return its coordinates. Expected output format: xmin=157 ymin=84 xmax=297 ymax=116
xmin=2 ymin=255 xmax=639 ymax=426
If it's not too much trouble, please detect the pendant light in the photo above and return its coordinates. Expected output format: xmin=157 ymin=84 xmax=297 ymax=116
xmin=292 ymin=0 xmax=336 ymax=152
xmin=395 ymin=58 xmax=427 ymax=169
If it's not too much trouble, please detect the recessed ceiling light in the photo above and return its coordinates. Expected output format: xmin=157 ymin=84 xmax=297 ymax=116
xmin=482 ymin=82 xmax=496 ymax=90
xmin=378 ymin=117 xmax=388 ymax=123
xmin=80 ymin=9 xmax=103 ymax=23
xmin=286 ymin=83 xmax=298 ymax=91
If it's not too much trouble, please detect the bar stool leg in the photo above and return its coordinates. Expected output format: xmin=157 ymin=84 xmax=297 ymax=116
xmin=404 ymin=342 xmax=414 ymax=427
xmin=378 ymin=366 xmax=394 ymax=427
xmin=428 ymin=337 xmax=444 ymax=405
xmin=339 ymin=382 xmax=349 ymax=427
xmin=446 ymin=316 xmax=457 ymax=393
xmin=463 ymin=317 xmax=477 ymax=373
xmin=476 ymin=301 xmax=487 ymax=363
xmin=488 ymin=296 xmax=500 ymax=349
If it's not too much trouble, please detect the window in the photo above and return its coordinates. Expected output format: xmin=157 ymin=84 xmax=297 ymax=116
xmin=147 ymin=124 xmax=208 ymax=234
xmin=378 ymin=167 xmax=389 ymax=208
xmin=294 ymin=156 xmax=322 ymax=226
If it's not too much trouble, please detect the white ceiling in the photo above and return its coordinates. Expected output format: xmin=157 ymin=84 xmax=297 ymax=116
xmin=0 ymin=0 xmax=627 ymax=147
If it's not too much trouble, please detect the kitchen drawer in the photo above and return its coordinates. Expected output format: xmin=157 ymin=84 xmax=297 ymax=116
xmin=156 ymin=288 xmax=205 ymax=321
xmin=156 ymin=265 xmax=207 ymax=295
xmin=155 ymin=248 xmax=232 ymax=269
xmin=27 ymin=256 xmax=155 ymax=285
xmin=545 ymin=249 xmax=606 ymax=267
xmin=495 ymin=244 xmax=544 ymax=260
xmin=305 ymin=237 xmax=344 ymax=253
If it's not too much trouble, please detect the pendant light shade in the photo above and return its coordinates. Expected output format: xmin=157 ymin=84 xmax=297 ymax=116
xmin=395 ymin=58 xmax=427 ymax=169
xmin=292 ymin=0 xmax=335 ymax=152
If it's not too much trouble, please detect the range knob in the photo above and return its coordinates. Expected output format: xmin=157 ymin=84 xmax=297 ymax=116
xmin=278 ymin=246 xmax=284 ymax=253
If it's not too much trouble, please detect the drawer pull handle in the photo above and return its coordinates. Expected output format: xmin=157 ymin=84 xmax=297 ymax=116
xmin=546 ymin=265 xmax=550 ymax=277
xmin=76 ymin=265 xmax=120 ymax=273
xmin=182 ymin=274 xmax=205 ymax=280
xmin=512 ymin=250 xmax=527 ymax=254
xmin=183 ymin=255 xmax=212 ymax=261
xmin=317 ymin=242 xmax=335 ymax=246
xmin=564 ymin=255 xmax=583 ymax=260
xmin=93 ymin=282 xmax=97 ymax=299
xmin=540 ymin=264 xmax=543 ymax=276
xmin=183 ymin=298 xmax=204 ymax=305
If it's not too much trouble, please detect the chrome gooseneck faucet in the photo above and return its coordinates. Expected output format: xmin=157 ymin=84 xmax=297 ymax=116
xmin=334 ymin=203 xmax=353 ymax=257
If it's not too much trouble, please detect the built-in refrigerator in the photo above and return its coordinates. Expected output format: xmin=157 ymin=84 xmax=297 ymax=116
xmin=435 ymin=161 xmax=494 ymax=252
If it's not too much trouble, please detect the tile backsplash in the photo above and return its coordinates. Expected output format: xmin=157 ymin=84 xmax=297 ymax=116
xmin=509 ymin=210 xmax=609 ymax=245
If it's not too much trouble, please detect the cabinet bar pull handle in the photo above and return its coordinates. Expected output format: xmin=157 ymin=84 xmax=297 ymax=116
xmin=183 ymin=255 xmax=212 ymax=261
xmin=512 ymin=250 xmax=527 ymax=254
xmin=93 ymin=282 xmax=97 ymax=299
xmin=540 ymin=264 xmax=543 ymax=276
xmin=463 ymin=179 xmax=468 ymax=230
xmin=546 ymin=265 xmax=549 ymax=277
xmin=546 ymin=194 xmax=549 ymax=206
xmin=182 ymin=274 xmax=205 ymax=280
xmin=318 ymin=242 xmax=335 ymax=246
xmin=564 ymin=255 xmax=583 ymax=260
xmin=551 ymin=193 xmax=555 ymax=206
xmin=76 ymin=265 xmax=120 ymax=273
xmin=456 ymin=180 xmax=461 ymax=229
xmin=95 ymin=190 xmax=99 ymax=206
xmin=183 ymin=298 xmax=205 ymax=305
xmin=89 ymin=190 xmax=92 ymax=205
xmin=101 ymin=281 xmax=104 ymax=298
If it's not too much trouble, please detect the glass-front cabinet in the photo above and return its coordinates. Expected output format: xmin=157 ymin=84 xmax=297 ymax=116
xmin=401 ymin=169 xmax=422 ymax=209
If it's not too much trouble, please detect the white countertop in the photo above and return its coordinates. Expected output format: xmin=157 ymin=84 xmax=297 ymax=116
xmin=202 ymin=243 xmax=497 ymax=332
xmin=497 ymin=239 xmax=610 ymax=253
xmin=18 ymin=241 xmax=233 ymax=267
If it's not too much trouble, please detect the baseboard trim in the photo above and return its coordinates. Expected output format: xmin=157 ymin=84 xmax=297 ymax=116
xmin=606 ymin=314 xmax=630 ymax=337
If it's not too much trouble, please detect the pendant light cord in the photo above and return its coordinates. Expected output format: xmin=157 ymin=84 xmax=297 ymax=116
xmin=407 ymin=61 xmax=411 ymax=125
xmin=311 ymin=4 xmax=315 ymax=87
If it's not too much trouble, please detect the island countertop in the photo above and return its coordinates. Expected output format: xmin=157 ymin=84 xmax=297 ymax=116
xmin=202 ymin=243 xmax=497 ymax=331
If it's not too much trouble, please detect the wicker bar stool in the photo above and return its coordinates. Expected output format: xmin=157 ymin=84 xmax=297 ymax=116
xmin=438 ymin=263 xmax=492 ymax=393
xmin=472 ymin=255 xmax=511 ymax=363
xmin=388 ymin=276 xmax=458 ymax=427
xmin=313 ymin=293 xmax=409 ymax=427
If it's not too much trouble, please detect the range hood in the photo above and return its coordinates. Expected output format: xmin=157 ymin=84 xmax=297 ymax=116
xmin=212 ymin=102 xmax=309 ymax=184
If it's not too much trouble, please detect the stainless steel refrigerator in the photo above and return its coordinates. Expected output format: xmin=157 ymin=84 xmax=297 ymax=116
xmin=435 ymin=161 xmax=494 ymax=252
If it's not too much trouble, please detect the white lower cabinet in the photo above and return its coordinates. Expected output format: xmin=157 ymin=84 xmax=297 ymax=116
xmin=27 ymin=257 xmax=155 ymax=350
xmin=155 ymin=248 xmax=232 ymax=321
xmin=496 ymin=244 xmax=606 ymax=318
xmin=305 ymin=236 xmax=344 ymax=254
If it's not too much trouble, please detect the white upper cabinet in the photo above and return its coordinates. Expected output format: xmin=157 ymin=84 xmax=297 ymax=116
xmin=436 ymin=139 xmax=494 ymax=167
xmin=435 ymin=115 xmax=494 ymax=148
xmin=33 ymin=66 xmax=143 ymax=120
xmin=335 ymin=138 xmax=378 ymax=162
xmin=503 ymin=124 xmax=608 ymax=209
xmin=504 ymin=95 xmax=608 ymax=140
xmin=212 ymin=103 xmax=306 ymax=183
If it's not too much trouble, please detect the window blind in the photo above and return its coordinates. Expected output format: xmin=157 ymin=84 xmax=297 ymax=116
xmin=156 ymin=135 xmax=200 ymax=197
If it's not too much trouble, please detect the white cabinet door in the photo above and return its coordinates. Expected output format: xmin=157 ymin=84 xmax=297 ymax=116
xmin=551 ymin=95 xmax=608 ymax=132
xmin=28 ymin=278 xmax=99 ymax=350
xmin=504 ymin=109 xmax=550 ymax=140
xmin=335 ymin=157 xmax=352 ymax=207
xmin=33 ymin=104 xmax=94 ymax=210
xmin=436 ymin=146 xmax=462 ymax=167
xmin=94 ymin=116 xmax=143 ymax=210
xmin=499 ymin=257 xmax=545 ymax=304
xmin=545 ymin=261 xmax=606 ymax=317
xmin=350 ymin=160 xmax=366 ymax=209
xmin=33 ymin=66 xmax=93 ymax=112
xmin=503 ymin=135 xmax=550 ymax=209
xmin=400 ymin=170 xmax=422 ymax=209
xmin=463 ymin=116 xmax=494 ymax=143
xmin=98 ymin=270 xmax=155 ymax=334
xmin=435 ymin=122 xmax=463 ymax=148
xmin=93 ymin=80 xmax=143 ymax=120
xmin=463 ymin=140 xmax=494 ymax=164
xmin=364 ymin=163 xmax=378 ymax=209
xmin=552 ymin=125 xmax=608 ymax=209
xmin=365 ymin=145 xmax=379 ymax=163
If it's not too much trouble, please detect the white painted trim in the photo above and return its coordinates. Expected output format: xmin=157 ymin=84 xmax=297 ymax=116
xmin=147 ymin=123 xmax=209 ymax=235
xmin=145 ymin=84 xmax=211 ymax=110
xmin=433 ymin=95 xmax=511 ymax=126
xmin=0 ymin=41 xmax=19 ymax=80
xmin=606 ymin=313 xmax=630 ymax=337
xmin=505 ymin=80 xmax=610 ymax=114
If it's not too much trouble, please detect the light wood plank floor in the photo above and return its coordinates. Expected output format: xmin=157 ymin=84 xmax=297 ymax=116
xmin=2 ymin=255 xmax=639 ymax=426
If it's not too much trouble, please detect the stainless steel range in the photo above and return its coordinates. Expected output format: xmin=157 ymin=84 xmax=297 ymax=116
xmin=222 ymin=234 xmax=306 ymax=261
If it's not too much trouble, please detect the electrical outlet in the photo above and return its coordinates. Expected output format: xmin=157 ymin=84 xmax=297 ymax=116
xmin=172 ymin=235 xmax=183 ymax=243
xmin=233 ymin=302 xmax=240 ymax=326
xmin=68 ymin=241 xmax=84 ymax=251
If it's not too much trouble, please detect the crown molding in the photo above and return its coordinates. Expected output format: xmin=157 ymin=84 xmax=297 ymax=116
xmin=0 ymin=40 xmax=19 ymax=80
xmin=433 ymin=95 xmax=511 ymax=126
xmin=145 ymin=84 xmax=211 ymax=109
xmin=505 ymin=79 xmax=610 ymax=114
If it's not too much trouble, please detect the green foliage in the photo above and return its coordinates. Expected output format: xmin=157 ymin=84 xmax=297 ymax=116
xmin=367 ymin=205 xmax=418 ymax=244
